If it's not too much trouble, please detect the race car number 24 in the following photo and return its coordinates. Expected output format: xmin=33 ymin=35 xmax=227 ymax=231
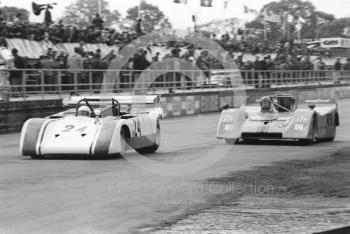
xmin=62 ymin=125 xmax=88 ymax=133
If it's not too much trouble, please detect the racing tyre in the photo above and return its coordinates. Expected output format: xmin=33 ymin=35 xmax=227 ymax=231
xmin=30 ymin=155 xmax=44 ymax=159
xmin=224 ymin=138 xmax=239 ymax=144
xmin=300 ymin=118 xmax=316 ymax=145
xmin=136 ymin=120 xmax=160 ymax=154
xmin=324 ymin=121 xmax=336 ymax=142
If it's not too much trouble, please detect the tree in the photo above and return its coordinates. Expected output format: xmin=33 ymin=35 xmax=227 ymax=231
xmin=126 ymin=1 xmax=172 ymax=33
xmin=0 ymin=6 xmax=29 ymax=23
xmin=318 ymin=18 xmax=350 ymax=38
xmin=61 ymin=0 xmax=120 ymax=28
xmin=252 ymin=0 xmax=336 ymax=40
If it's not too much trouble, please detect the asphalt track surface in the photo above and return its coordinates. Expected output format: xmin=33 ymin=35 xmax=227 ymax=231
xmin=1 ymin=99 xmax=350 ymax=234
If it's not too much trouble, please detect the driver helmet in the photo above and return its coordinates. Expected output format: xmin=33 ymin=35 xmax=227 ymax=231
xmin=77 ymin=105 xmax=92 ymax=117
xmin=259 ymin=96 xmax=275 ymax=113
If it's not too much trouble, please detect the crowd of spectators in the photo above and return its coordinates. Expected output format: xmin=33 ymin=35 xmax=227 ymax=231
xmin=0 ymin=13 xmax=140 ymax=46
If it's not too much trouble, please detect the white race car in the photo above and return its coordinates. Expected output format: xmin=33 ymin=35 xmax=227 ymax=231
xmin=20 ymin=95 xmax=163 ymax=159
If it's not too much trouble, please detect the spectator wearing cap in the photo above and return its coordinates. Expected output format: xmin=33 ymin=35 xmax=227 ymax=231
xmin=10 ymin=48 xmax=26 ymax=96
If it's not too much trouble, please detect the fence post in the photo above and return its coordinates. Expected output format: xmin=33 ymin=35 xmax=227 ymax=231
xmin=22 ymin=70 xmax=26 ymax=100
xmin=74 ymin=72 xmax=78 ymax=94
xmin=58 ymin=71 xmax=62 ymax=99
xmin=40 ymin=70 xmax=45 ymax=99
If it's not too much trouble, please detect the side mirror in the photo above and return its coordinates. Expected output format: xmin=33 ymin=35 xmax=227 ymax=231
xmin=308 ymin=104 xmax=316 ymax=110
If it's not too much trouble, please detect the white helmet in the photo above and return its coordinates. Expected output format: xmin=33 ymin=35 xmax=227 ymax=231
xmin=77 ymin=105 xmax=92 ymax=117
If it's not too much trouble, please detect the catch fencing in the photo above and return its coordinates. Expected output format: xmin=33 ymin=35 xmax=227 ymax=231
xmin=0 ymin=69 xmax=349 ymax=101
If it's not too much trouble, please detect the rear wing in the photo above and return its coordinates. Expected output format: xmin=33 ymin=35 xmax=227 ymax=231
xmin=302 ymin=98 xmax=337 ymax=105
xmin=63 ymin=95 xmax=160 ymax=107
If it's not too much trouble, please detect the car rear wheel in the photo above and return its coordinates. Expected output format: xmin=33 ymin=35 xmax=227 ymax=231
xmin=300 ymin=119 xmax=316 ymax=145
xmin=224 ymin=138 xmax=239 ymax=144
xmin=30 ymin=155 xmax=44 ymax=159
xmin=136 ymin=120 xmax=160 ymax=154
xmin=324 ymin=120 xmax=336 ymax=142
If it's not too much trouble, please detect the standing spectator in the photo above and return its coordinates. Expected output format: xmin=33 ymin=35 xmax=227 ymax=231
xmin=334 ymin=58 xmax=342 ymax=84
xmin=39 ymin=55 xmax=56 ymax=92
xmin=343 ymin=57 xmax=350 ymax=83
xmin=344 ymin=57 xmax=350 ymax=70
xmin=334 ymin=58 xmax=342 ymax=70
xmin=10 ymin=48 xmax=26 ymax=96
xmin=313 ymin=57 xmax=323 ymax=71
xmin=67 ymin=47 xmax=84 ymax=92
xmin=92 ymin=13 xmax=104 ymax=29
xmin=91 ymin=53 xmax=103 ymax=92
xmin=133 ymin=48 xmax=150 ymax=71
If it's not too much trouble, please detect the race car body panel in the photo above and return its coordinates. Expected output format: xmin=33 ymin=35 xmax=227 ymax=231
xmin=217 ymin=95 xmax=338 ymax=144
xmin=20 ymin=95 xmax=163 ymax=158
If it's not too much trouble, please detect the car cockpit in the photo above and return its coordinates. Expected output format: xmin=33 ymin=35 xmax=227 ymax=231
xmin=271 ymin=95 xmax=297 ymax=112
xmin=75 ymin=98 xmax=130 ymax=118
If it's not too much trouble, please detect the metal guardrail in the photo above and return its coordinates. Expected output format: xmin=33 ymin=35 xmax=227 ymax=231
xmin=0 ymin=69 xmax=349 ymax=101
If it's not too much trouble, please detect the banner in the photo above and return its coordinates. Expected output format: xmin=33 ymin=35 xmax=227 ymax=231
xmin=243 ymin=5 xmax=258 ymax=15
xmin=174 ymin=0 xmax=187 ymax=4
xmin=200 ymin=0 xmax=213 ymax=7
xmin=320 ymin=38 xmax=350 ymax=48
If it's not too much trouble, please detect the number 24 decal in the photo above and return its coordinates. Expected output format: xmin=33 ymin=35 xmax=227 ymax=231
xmin=62 ymin=125 xmax=88 ymax=132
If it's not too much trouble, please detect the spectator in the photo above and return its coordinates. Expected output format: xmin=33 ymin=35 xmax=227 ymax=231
xmin=67 ymin=47 xmax=84 ymax=91
xmin=92 ymin=13 xmax=104 ymax=29
xmin=133 ymin=48 xmax=150 ymax=71
xmin=313 ymin=57 xmax=323 ymax=71
xmin=334 ymin=58 xmax=342 ymax=70
xmin=344 ymin=57 xmax=350 ymax=70
xmin=39 ymin=55 xmax=56 ymax=91
xmin=90 ymin=53 xmax=103 ymax=92
xmin=10 ymin=48 xmax=26 ymax=96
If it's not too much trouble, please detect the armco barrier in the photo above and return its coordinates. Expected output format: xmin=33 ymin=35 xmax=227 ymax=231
xmin=1 ymin=84 xmax=350 ymax=133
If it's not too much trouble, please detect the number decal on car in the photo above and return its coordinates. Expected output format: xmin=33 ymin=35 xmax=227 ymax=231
xmin=62 ymin=125 xmax=75 ymax=132
xmin=294 ymin=124 xmax=304 ymax=131
xmin=62 ymin=125 xmax=88 ymax=132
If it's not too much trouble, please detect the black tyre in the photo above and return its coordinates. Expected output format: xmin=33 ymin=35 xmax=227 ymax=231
xmin=300 ymin=118 xmax=316 ymax=145
xmin=224 ymin=138 xmax=239 ymax=144
xmin=136 ymin=120 xmax=160 ymax=154
xmin=30 ymin=155 xmax=44 ymax=159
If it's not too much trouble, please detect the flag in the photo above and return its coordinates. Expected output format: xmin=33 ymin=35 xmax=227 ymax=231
xmin=316 ymin=16 xmax=329 ymax=25
xmin=200 ymin=0 xmax=213 ymax=7
xmin=243 ymin=5 xmax=258 ymax=15
xmin=263 ymin=9 xmax=281 ymax=23
xmin=343 ymin=26 xmax=350 ymax=36
xmin=294 ymin=17 xmax=305 ymax=33
xmin=224 ymin=0 xmax=229 ymax=9
xmin=192 ymin=14 xmax=197 ymax=23
xmin=174 ymin=0 xmax=187 ymax=4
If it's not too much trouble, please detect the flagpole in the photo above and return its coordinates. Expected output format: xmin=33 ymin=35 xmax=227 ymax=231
xmin=138 ymin=0 xmax=142 ymax=18
xmin=263 ymin=20 xmax=267 ymax=41
xmin=97 ymin=0 xmax=102 ymax=16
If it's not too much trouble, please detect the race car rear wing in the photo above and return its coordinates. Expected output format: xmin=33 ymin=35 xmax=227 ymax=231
xmin=63 ymin=95 xmax=160 ymax=107
xmin=301 ymin=98 xmax=337 ymax=105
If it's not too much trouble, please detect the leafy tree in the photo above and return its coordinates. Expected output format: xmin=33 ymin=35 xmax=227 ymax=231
xmin=0 ymin=6 xmax=29 ymax=23
xmin=318 ymin=18 xmax=350 ymax=38
xmin=249 ymin=0 xmax=337 ymax=40
xmin=61 ymin=0 xmax=120 ymax=28
xmin=126 ymin=1 xmax=172 ymax=33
